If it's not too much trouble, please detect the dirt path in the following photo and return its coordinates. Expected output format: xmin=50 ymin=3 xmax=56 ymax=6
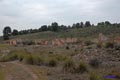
xmin=10 ymin=61 xmax=39 ymax=80
xmin=0 ymin=61 xmax=39 ymax=80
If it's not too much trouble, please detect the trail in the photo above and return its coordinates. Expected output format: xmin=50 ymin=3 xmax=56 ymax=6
xmin=0 ymin=61 xmax=39 ymax=80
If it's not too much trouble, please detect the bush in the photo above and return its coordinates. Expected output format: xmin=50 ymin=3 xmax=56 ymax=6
xmin=110 ymin=69 xmax=120 ymax=79
xmin=23 ymin=54 xmax=33 ymax=65
xmin=17 ymin=54 xmax=24 ymax=62
xmin=114 ymin=44 xmax=120 ymax=50
xmin=96 ymin=42 xmax=102 ymax=48
xmin=84 ymin=40 xmax=94 ymax=46
xmin=0 ymin=53 xmax=18 ymax=62
xmin=103 ymin=42 xmax=114 ymax=48
xmin=89 ymin=58 xmax=101 ymax=68
xmin=66 ymin=46 xmax=70 ymax=50
xmin=76 ymin=62 xmax=88 ymax=73
xmin=63 ymin=58 xmax=75 ymax=73
xmin=90 ymin=72 xmax=101 ymax=80
xmin=48 ymin=59 xmax=57 ymax=67
xmin=32 ymin=55 xmax=44 ymax=65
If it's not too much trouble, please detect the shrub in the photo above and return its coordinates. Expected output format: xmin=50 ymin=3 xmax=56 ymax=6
xmin=96 ymin=42 xmax=102 ymax=48
xmin=63 ymin=58 xmax=75 ymax=73
xmin=103 ymin=42 xmax=114 ymax=48
xmin=110 ymin=69 xmax=120 ymax=79
xmin=84 ymin=40 xmax=94 ymax=46
xmin=23 ymin=54 xmax=33 ymax=65
xmin=17 ymin=54 xmax=24 ymax=62
xmin=32 ymin=55 xmax=44 ymax=66
xmin=49 ymin=51 xmax=54 ymax=54
xmin=89 ymin=72 xmax=101 ymax=80
xmin=76 ymin=62 xmax=88 ymax=73
xmin=114 ymin=44 xmax=120 ymax=50
xmin=0 ymin=53 xmax=18 ymax=62
xmin=66 ymin=46 xmax=70 ymax=50
xmin=48 ymin=59 xmax=57 ymax=67
xmin=89 ymin=58 xmax=101 ymax=68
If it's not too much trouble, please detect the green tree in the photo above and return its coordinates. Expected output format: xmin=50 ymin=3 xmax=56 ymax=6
xmin=51 ymin=22 xmax=59 ymax=32
xmin=80 ymin=22 xmax=84 ymax=28
xmin=3 ymin=26 xmax=12 ymax=40
xmin=12 ymin=29 xmax=19 ymax=36
xmin=41 ymin=25 xmax=48 ymax=31
xmin=85 ymin=21 xmax=91 ymax=27
xmin=3 ymin=26 xmax=12 ymax=35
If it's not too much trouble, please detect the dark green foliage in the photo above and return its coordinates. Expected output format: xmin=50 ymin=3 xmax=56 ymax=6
xmin=3 ymin=26 xmax=12 ymax=35
xmin=63 ymin=58 xmax=75 ymax=73
xmin=75 ymin=62 xmax=88 ymax=73
xmin=48 ymin=59 xmax=57 ymax=67
xmin=89 ymin=58 xmax=101 ymax=68
xmin=23 ymin=55 xmax=33 ymax=65
xmin=3 ymin=34 xmax=9 ymax=40
xmin=85 ymin=21 xmax=91 ymax=27
xmin=51 ymin=22 xmax=59 ymax=32
xmin=3 ymin=26 xmax=12 ymax=40
xmin=32 ymin=55 xmax=44 ymax=65
xmin=89 ymin=72 xmax=101 ymax=80
xmin=40 ymin=25 xmax=48 ymax=31
xmin=114 ymin=44 xmax=120 ymax=50
xmin=66 ymin=46 xmax=70 ymax=50
xmin=3 ymin=21 xmax=120 ymax=37
xmin=84 ymin=40 xmax=94 ymax=46
xmin=12 ymin=29 xmax=19 ymax=36
xmin=103 ymin=42 xmax=114 ymax=48
xmin=0 ymin=53 xmax=18 ymax=62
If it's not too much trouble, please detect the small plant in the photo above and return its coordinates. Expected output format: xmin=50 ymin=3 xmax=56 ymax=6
xmin=48 ymin=59 xmax=57 ymax=67
xmin=89 ymin=58 xmax=101 ymax=68
xmin=49 ymin=51 xmax=54 ymax=54
xmin=103 ymin=42 xmax=114 ymax=48
xmin=23 ymin=54 xmax=33 ymax=65
xmin=110 ymin=69 xmax=120 ymax=79
xmin=63 ymin=58 xmax=75 ymax=73
xmin=76 ymin=62 xmax=88 ymax=73
xmin=32 ymin=55 xmax=44 ymax=65
xmin=84 ymin=40 xmax=93 ymax=46
xmin=0 ymin=53 xmax=18 ymax=62
xmin=66 ymin=46 xmax=70 ymax=50
xmin=114 ymin=44 xmax=120 ymax=50
xmin=89 ymin=72 xmax=101 ymax=80
xmin=96 ymin=42 xmax=102 ymax=48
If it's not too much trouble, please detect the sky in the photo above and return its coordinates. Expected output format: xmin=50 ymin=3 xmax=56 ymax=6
xmin=0 ymin=0 xmax=120 ymax=35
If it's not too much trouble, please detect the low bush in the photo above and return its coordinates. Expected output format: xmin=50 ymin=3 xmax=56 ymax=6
xmin=63 ymin=58 xmax=75 ymax=73
xmin=89 ymin=72 xmax=101 ymax=80
xmin=66 ymin=46 xmax=70 ymax=50
xmin=23 ymin=54 xmax=33 ymax=65
xmin=48 ymin=59 xmax=57 ymax=67
xmin=32 ymin=55 xmax=44 ymax=66
xmin=0 ymin=53 xmax=18 ymax=62
xmin=89 ymin=58 xmax=101 ymax=68
xmin=75 ymin=62 xmax=88 ymax=73
xmin=84 ymin=40 xmax=94 ymax=46
xmin=103 ymin=42 xmax=114 ymax=48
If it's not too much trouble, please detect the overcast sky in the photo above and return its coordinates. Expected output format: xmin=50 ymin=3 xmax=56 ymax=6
xmin=0 ymin=0 xmax=120 ymax=35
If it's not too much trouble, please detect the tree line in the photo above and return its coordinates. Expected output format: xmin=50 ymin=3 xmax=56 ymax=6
xmin=3 ymin=21 xmax=120 ymax=40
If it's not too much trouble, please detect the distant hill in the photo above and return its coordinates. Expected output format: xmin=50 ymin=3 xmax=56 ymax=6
xmin=1 ymin=26 xmax=120 ymax=41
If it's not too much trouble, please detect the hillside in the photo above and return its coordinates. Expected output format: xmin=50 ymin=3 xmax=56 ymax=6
xmin=3 ymin=26 xmax=119 ymax=40
xmin=0 ymin=25 xmax=120 ymax=80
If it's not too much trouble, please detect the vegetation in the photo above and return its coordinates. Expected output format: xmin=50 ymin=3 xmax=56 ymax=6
xmin=89 ymin=58 xmax=101 ymax=68
xmin=75 ymin=62 xmax=88 ymax=73
xmin=63 ymin=58 xmax=75 ymax=73
xmin=48 ymin=59 xmax=57 ymax=67
xmin=2 ymin=21 xmax=120 ymax=40
xmin=89 ymin=72 xmax=101 ymax=80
